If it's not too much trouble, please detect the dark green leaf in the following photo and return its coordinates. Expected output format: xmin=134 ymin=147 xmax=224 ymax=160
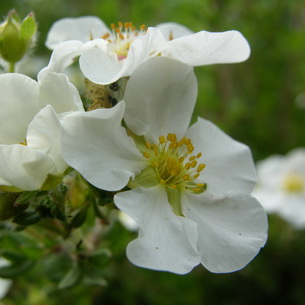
xmin=13 ymin=210 xmax=41 ymax=226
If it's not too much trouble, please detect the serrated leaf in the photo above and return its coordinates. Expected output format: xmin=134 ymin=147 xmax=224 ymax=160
xmin=58 ymin=262 xmax=81 ymax=289
xmin=13 ymin=210 xmax=41 ymax=226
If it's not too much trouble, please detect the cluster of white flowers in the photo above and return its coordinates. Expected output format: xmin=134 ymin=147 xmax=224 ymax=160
xmin=0 ymin=16 xmax=268 ymax=274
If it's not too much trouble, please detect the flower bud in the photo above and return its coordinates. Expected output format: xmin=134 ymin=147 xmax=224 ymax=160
xmin=0 ymin=10 xmax=37 ymax=65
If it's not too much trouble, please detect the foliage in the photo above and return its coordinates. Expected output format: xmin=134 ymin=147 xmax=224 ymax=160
xmin=0 ymin=0 xmax=305 ymax=304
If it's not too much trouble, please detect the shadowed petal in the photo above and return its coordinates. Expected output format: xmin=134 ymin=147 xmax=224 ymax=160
xmin=115 ymin=186 xmax=201 ymax=274
xmin=61 ymin=102 xmax=146 ymax=191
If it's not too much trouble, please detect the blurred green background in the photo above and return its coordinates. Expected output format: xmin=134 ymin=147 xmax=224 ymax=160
xmin=1 ymin=0 xmax=305 ymax=304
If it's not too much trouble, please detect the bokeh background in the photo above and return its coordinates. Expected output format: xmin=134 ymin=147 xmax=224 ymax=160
xmin=1 ymin=0 xmax=305 ymax=304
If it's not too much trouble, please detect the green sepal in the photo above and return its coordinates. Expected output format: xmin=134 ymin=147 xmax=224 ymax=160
xmin=128 ymin=166 xmax=159 ymax=189
xmin=40 ymin=173 xmax=65 ymax=191
xmin=20 ymin=12 xmax=36 ymax=45
xmin=166 ymin=187 xmax=183 ymax=216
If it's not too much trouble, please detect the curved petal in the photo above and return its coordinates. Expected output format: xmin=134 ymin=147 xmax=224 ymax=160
xmin=124 ymin=57 xmax=197 ymax=142
xmin=276 ymin=194 xmax=305 ymax=229
xmin=156 ymin=22 xmax=194 ymax=39
xmin=114 ymin=186 xmax=201 ymax=274
xmin=27 ymin=105 xmax=67 ymax=175
xmin=0 ymin=73 xmax=40 ymax=145
xmin=162 ymin=30 xmax=250 ymax=65
xmin=61 ymin=102 xmax=146 ymax=191
xmin=0 ymin=144 xmax=56 ymax=191
xmin=182 ymin=191 xmax=268 ymax=273
xmin=79 ymin=27 xmax=167 ymax=85
xmin=46 ymin=16 xmax=109 ymax=49
xmin=38 ymin=40 xmax=84 ymax=82
xmin=185 ymin=118 xmax=257 ymax=194
xmin=39 ymin=72 xmax=84 ymax=113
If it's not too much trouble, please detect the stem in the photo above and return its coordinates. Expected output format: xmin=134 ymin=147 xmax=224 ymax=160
xmin=9 ymin=62 xmax=15 ymax=73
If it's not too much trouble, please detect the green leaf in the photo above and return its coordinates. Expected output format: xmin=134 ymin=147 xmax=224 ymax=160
xmin=87 ymin=249 xmax=111 ymax=268
xmin=0 ymin=192 xmax=28 ymax=220
xmin=13 ymin=210 xmax=41 ymax=226
xmin=58 ymin=262 xmax=82 ymax=289
xmin=0 ymin=259 xmax=34 ymax=278
xmin=70 ymin=206 xmax=89 ymax=228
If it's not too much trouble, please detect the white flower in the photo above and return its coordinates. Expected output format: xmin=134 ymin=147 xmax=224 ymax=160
xmin=61 ymin=57 xmax=267 ymax=274
xmin=0 ymin=72 xmax=84 ymax=191
xmin=42 ymin=16 xmax=250 ymax=85
xmin=253 ymin=148 xmax=305 ymax=229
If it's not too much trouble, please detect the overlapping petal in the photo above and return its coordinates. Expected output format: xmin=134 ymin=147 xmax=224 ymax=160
xmin=38 ymin=40 xmax=84 ymax=82
xmin=182 ymin=191 xmax=268 ymax=273
xmin=123 ymin=57 xmax=197 ymax=142
xmin=61 ymin=102 xmax=146 ymax=191
xmin=157 ymin=22 xmax=194 ymax=39
xmin=46 ymin=16 xmax=109 ymax=49
xmin=115 ymin=186 xmax=201 ymax=274
xmin=185 ymin=118 xmax=257 ymax=194
xmin=79 ymin=27 xmax=167 ymax=85
xmin=0 ymin=73 xmax=40 ymax=145
xmin=0 ymin=142 xmax=56 ymax=190
xmin=39 ymin=72 xmax=84 ymax=113
xmin=27 ymin=105 xmax=67 ymax=175
xmin=0 ymin=70 xmax=84 ymax=191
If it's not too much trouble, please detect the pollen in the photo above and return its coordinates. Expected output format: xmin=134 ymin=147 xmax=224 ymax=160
xmin=102 ymin=21 xmax=147 ymax=59
xmin=142 ymin=133 xmax=207 ymax=193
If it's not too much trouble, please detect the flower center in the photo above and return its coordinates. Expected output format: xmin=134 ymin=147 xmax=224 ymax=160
xmin=102 ymin=22 xmax=146 ymax=60
xmin=282 ymin=173 xmax=305 ymax=193
xmin=142 ymin=133 xmax=207 ymax=193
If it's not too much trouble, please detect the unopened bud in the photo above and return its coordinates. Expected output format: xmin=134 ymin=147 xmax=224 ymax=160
xmin=0 ymin=10 xmax=37 ymax=65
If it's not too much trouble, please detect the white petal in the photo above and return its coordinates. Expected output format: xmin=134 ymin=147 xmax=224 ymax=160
xmin=156 ymin=22 xmax=194 ymax=39
xmin=0 ymin=144 xmax=56 ymax=190
xmin=185 ymin=118 xmax=257 ymax=194
xmin=0 ymin=73 xmax=40 ymax=145
xmin=114 ymin=186 xmax=201 ymax=274
xmin=79 ymin=27 xmax=167 ymax=85
xmin=124 ymin=57 xmax=197 ymax=142
xmin=39 ymin=72 xmax=84 ymax=113
xmin=38 ymin=40 xmax=84 ymax=82
xmin=46 ymin=16 xmax=109 ymax=49
xmin=275 ymin=194 xmax=305 ymax=229
xmin=162 ymin=30 xmax=250 ymax=65
xmin=27 ymin=105 xmax=67 ymax=175
xmin=79 ymin=46 xmax=123 ymax=85
xmin=61 ymin=102 xmax=146 ymax=191
xmin=182 ymin=191 xmax=268 ymax=273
